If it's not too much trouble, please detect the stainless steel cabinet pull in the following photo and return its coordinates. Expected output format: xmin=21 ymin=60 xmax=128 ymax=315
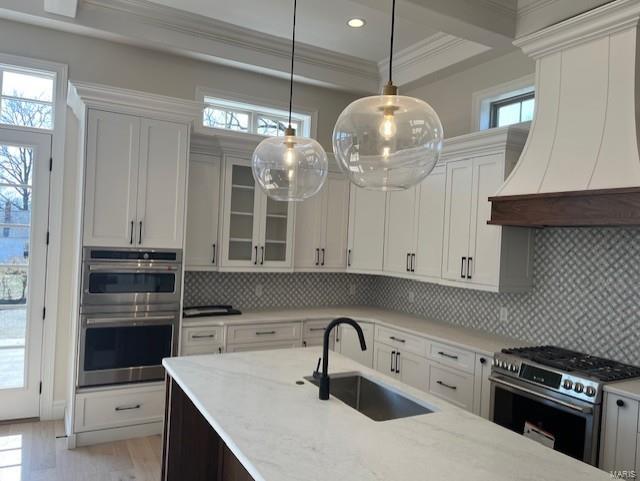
xmin=321 ymin=248 xmax=325 ymax=266
xmin=138 ymin=221 xmax=143 ymax=245
xmin=390 ymin=336 xmax=406 ymax=343
xmin=467 ymin=257 xmax=473 ymax=279
xmin=130 ymin=221 xmax=134 ymax=244
xmin=438 ymin=351 xmax=459 ymax=360
xmin=436 ymin=380 xmax=457 ymax=390
xmin=411 ymin=254 xmax=415 ymax=272
xmin=461 ymin=257 xmax=467 ymax=278
xmin=315 ymin=248 xmax=320 ymax=266
xmin=391 ymin=351 xmax=396 ymax=372
xmin=256 ymin=330 xmax=276 ymax=336
xmin=192 ymin=334 xmax=216 ymax=339
xmin=212 ymin=244 xmax=216 ymax=264
xmin=395 ymin=352 xmax=401 ymax=374
xmin=115 ymin=404 xmax=141 ymax=411
xmin=260 ymin=246 xmax=264 ymax=265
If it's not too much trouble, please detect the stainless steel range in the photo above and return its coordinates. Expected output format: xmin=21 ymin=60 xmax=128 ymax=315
xmin=490 ymin=346 xmax=640 ymax=466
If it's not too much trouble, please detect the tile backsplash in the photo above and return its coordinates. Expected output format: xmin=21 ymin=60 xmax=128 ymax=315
xmin=185 ymin=227 xmax=640 ymax=365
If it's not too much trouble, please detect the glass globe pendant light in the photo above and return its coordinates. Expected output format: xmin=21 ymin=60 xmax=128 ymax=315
xmin=252 ymin=0 xmax=328 ymax=201
xmin=332 ymin=0 xmax=444 ymax=190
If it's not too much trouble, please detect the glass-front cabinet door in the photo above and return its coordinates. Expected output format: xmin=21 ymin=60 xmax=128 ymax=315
xmin=220 ymin=156 xmax=294 ymax=270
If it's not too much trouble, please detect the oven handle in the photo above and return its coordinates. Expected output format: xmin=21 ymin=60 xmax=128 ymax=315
xmin=489 ymin=375 xmax=593 ymax=414
xmin=85 ymin=315 xmax=176 ymax=326
xmin=88 ymin=264 xmax=179 ymax=272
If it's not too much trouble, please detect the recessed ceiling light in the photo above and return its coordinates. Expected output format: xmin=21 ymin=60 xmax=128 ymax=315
xmin=347 ymin=18 xmax=366 ymax=28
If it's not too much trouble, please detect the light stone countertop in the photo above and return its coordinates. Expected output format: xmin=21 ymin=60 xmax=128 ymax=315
xmin=604 ymin=378 xmax=640 ymax=402
xmin=182 ymin=306 xmax=529 ymax=355
xmin=163 ymin=348 xmax=610 ymax=481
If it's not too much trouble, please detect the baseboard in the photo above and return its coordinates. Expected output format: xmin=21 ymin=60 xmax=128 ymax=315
xmin=74 ymin=422 xmax=163 ymax=448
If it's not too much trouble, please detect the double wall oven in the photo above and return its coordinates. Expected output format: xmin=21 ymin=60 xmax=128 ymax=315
xmin=78 ymin=247 xmax=182 ymax=388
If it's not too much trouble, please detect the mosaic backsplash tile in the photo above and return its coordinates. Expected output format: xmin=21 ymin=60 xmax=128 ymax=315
xmin=185 ymin=227 xmax=640 ymax=366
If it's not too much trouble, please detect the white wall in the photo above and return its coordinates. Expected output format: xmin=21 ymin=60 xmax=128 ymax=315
xmin=0 ymin=18 xmax=358 ymax=407
xmin=403 ymin=50 xmax=535 ymax=138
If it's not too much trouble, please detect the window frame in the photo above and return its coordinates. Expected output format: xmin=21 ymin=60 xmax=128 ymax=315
xmin=471 ymin=74 xmax=534 ymax=132
xmin=0 ymin=65 xmax=57 ymax=132
xmin=489 ymin=92 xmax=535 ymax=129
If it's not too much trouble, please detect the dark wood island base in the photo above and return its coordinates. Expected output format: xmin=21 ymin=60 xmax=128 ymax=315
xmin=162 ymin=378 xmax=256 ymax=481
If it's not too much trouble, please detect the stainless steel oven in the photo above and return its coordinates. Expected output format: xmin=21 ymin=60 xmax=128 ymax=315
xmin=78 ymin=308 xmax=179 ymax=388
xmin=81 ymin=247 xmax=182 ymax=308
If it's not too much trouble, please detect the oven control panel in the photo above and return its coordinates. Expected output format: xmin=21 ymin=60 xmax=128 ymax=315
xmin=493 ymin=354 xmax=601 ymax=403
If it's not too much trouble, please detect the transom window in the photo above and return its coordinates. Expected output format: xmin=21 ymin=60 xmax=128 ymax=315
xmin=0 ymin=67 xmax=55 ymax=131
xmin=490 ymin=92 xmax=535 ymax=128
xmin=203 ymin=96 xmax=310 ymax=137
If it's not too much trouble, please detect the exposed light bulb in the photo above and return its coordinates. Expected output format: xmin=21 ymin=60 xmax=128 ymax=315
xmin=382 ymin=146 xmax=390 ymax=159
xmin=285 ymin=146 xmax=295 ymax=166
xmin=379 ymin=113 xmax=397 ymax=141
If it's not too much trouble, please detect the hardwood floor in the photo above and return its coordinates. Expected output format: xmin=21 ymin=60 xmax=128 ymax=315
xmin=0 ymin=420 xmax=162 ymax=481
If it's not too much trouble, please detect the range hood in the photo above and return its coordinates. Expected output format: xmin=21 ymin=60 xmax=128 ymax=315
xmin=489 ymin=0 xmax=640 ymax=227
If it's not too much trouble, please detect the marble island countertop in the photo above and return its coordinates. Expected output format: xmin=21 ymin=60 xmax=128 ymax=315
xmin=182 ymin=306 xmax=529 ymax=355
xmin=163 ymin=348 xmax=609 ymax=481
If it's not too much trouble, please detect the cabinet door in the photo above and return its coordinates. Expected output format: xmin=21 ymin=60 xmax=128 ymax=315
xmin=83 ymin=110 xmax=140 ymax=247
xmin=373 ymin=342 xmax=398 ymax=377
xmin=600 ymin=394 xmax=639 ymax=472
xmin=442 ymin=159 xmax=473 ymax=282
xmin=220 ymin=159 xmax=262 ymax=268
xmin=294 ymin=184 xmax=324 ymax=269
xmin=335 ymin=321 xmax=374 ymax=368
xmin=467 ymin=155 xmax=503 ymax=287
xmin=136 ymin=118 xmax=188 ymax=248
xmin=347 ymin=187 xmax=386 ymax=273
xmin=322 ymin=174 xmax=350 ymax=270
xmin=185 ymin=154 xmax=221 ymax=269
xmin=260 ymin=194 xmax=295 ymax=268
xmin=473 ymin=354 xmax=492 ymax=419
xmin=414 ymin=165 xmax=446 ymax=279
xmin=397 ymin=350 xmax=429 ymax=392
xmin=383 ymin=187 xmax=417 ymax=275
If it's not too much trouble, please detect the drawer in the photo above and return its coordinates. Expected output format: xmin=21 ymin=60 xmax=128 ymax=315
xmin=429 ymin=341 xmax=475 ymax=374
xmin=303 ymin=335 xmax=335 ymax=349
xmin=303 ymin=319 xmax=332 ymax=339
xmin=375 ymin=325 xmax=429 ymax=357
xmin=226 ymin=341 xmax=301 ymax=352
xmin=181 ymin=343 xmax=224 ymax=356
xmin=428 ymin=363 xmax=474 ymax=411
xmin=74 ymin=384 xmax=164 ymax=433
xmin=183 ymin=326 xmax=223 ymax=347
xmin=226 ymin=322 xmax=301 ymax=345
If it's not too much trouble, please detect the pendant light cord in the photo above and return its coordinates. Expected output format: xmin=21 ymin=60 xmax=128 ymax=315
xmin=288 ymin=0 xmax=297 ymax=128
xmin=388 ymin=0 xmax=395 ymax=84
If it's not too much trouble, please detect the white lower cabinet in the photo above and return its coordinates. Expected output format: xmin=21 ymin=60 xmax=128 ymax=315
xmin=600 ymin=393 xmax=640 ymax=472
xmin=335 ymin=321 xmax=374 ymax=367
xmin=74 ymin=383 xmax=164 ymax=433
xmin=302 ymin=319 xmax=335 ymax=348
xmin=226 ymin=341 xmax=301 ymax=352
xmin=472 ymin=354 xmax=493 ymax=419
xmin=181 ymin=326 xmax=224 ymax=356
xmin=428 ymin=363 xmax=475 ymax=411
xmin=373 ymin=342 xmax=429 ymax=392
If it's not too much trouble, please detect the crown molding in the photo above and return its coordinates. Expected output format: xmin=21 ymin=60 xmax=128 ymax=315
xmin=441 ymin=123 xmax=530 ymax=160
xmin=378 ymin=33 xmax=492 ymax=87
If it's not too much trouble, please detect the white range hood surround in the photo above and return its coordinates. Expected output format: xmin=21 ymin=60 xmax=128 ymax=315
xmin=489 ymin=0 xmax=640 ymax=227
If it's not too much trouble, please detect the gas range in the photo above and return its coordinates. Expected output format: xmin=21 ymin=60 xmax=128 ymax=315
xmin=493 ymin=345 xmax=640 ymax=404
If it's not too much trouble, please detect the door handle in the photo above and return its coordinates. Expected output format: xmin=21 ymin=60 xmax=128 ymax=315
xmin=115 ymin=404 xmax=141 ymax=411
xmin=212 ymin=243 xmax=216 ymax=264
xmin=347 ymin=249 xmax=352 ymax=267
xmin=192 ymin=334 xmax=216 ymax=339
xmin=406 ymin=253 xmax=410 ymax=272
xmin=467 ymin=257 xmax=473 ymax=279
xmin=315 ymin=248 xmax=319 ymax=266
xmin=389 ymin=336 xmax=406 ymax=343
xmin=436 ymin=380 xmax=457 ymax=390
xmin=391 ymin=351 xmax=396 ymax=372
xmin=460 ymin=257 xmax=467 ymax=279
xmin=260 ymin=246 xmax=264 ymax=265
xmin=438 ymin=351 xmax=459 ymax=360
xmin=255 ymin=330 xmax=276 ymax=336
xmin=138 ymin=221 xmax=143 ymax=245
xmin=254 ymin=246 xmax=258 ymax=265
xmin=395 ymin=351 xmax=400 ymax=374
xmin=129 ymin=221 xmax=134 ymax=245
xmin=411 ymin=253 xmax=415 ymax=272
xmin=321 ymin=248 xmax=325 ymax=266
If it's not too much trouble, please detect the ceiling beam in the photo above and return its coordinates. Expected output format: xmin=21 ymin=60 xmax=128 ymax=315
xmin=43 ymin=0 xmax=78 ymax=18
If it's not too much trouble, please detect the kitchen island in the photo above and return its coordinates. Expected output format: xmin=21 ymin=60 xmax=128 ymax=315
xmin=162 ymin=348 xmax=610 ymax=481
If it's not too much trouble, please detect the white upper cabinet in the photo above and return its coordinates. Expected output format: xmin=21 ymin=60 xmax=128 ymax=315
xmin=83 ymin=109 xmax=189 ymax=249
xmin=294 ymin=172 xmax=350 ymax=271
xmin=219 ymin=157 xmax=294 ymax=271
xmin=347 ymin=186 xmax=386 ymax=273
xmin=383 ymin=187 xmax=418 ymax=275
xmin=441 ymin=127 xmax=533 ymax=292
xmin=136 ymin=118 xmax=188 ymax=249
xmin=84 ymin=110 xmax=140 ymax=248
xmin=185 ymin=143 xmax=221 ymax=269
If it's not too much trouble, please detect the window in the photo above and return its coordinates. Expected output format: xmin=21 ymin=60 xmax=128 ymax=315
xmin=0 ymin=67 xmax=55 ymax=130
xmin=203 ymin=96 xmax=311 ymax=137
xmin=489 ymin=92 xmax=535 ymax=128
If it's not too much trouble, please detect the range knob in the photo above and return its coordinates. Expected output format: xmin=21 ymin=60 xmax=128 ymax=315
xmin=510 ymin=364 xmax=519 ymax=373
xmin=585 ymin=386 xmax=596 ymax=397
xmin=563 ymin=379 xmax=574 ymax=390
xmin=574 ymin=383 xmax=584 ymax=394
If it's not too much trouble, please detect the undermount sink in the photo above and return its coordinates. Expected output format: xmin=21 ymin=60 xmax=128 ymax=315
xmin=305 ymin=372 xmax=435 ymax=421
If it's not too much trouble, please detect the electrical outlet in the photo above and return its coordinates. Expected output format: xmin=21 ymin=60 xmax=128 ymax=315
xmin=408 ymin=291 xmax=415 ymax=303
xmin=499 ymin=307 xmax=508 ymax=323
xmin=349 ymin=283 xmax=356 ymax=296
xmin=255 ymin=284 xmax=263 ymax=297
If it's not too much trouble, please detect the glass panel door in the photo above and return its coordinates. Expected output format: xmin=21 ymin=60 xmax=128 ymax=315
xmin=228 ymin=164 xmax=256 ymax=261
xmin=263 ymin=197 xmax=289 ymax=262
xmin=0 ymin=130 xmax=50 ymax=420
